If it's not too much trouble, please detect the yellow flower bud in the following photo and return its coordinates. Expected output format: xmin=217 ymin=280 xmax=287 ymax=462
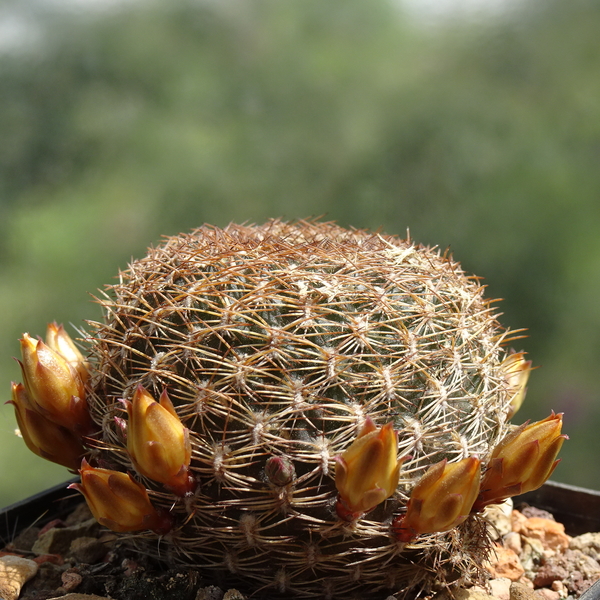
xmin=334 ymin=418 xmax=402 ymax=521
xmin=503 ymin=350 xmax=532 ymax=418
xmin=8 ymin=382 xmax=85 ymax=470
xmin=19 ymin=333 xmax=93 ymax=435
xmin=473 ymin=412 xmax=566 ymax=511
xmin=126 ymin=385 xmax=195 ymax=496
xmin=393 ymin=456 xmax=481 ymax=542
xmin=45 ymin=322 xmax=89 ymax=382
xmin=69 ymin=459 xmax=173 ymax=534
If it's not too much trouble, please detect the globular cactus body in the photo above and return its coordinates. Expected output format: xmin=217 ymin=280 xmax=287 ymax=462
xmin=13 ymin=220 xmax=565 ymax=599
xmin=82 ymin=220 xmax=516 ymax=598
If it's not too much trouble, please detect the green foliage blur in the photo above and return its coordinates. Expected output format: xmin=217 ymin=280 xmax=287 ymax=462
xmin=2 ymin=0 xmax=600 ymax=509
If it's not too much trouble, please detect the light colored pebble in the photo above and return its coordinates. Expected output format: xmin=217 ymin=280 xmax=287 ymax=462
xmin=509 ymin=581 xmax=539 ymax=600
xmin=535 ymin=589 xmax=560 ymax=600
xmin=32 ymin=519 xmax=99 ymax=556
xmin=454 ymin=588 xmax=497 ymax=600
xmin=514 ymin=518 xmax=570 ymax=552
xmin=486 ymin=500 xmax=514 ymax=539
xmin=512 ymin=510 xmax=529 ymax=532
xmin=518 ymin=577 xmax=534 ymax=589
xmin=486 ymin=545 xmax=525 ymax=581
xmin=550 ymin=580 xmax=568 ymax=598
xmin=520 ymin=537 xmax=546 ymax=576
xmin=489 ymin=577 xmax=512 ymax=600
xmin=468 ymin=585 xmax=488 ymax=594
xmin=61 ymin=569 xmax=84 ymax=592
xmin=504 ymin=532 xmax=523 ymax=556
xmin=434 ymin=588 xmax=495 ymax=600
xmin=570 ymin=532 xmax=600 ymax=562
xmin=0 ymin=555 xmax=38 ymax=600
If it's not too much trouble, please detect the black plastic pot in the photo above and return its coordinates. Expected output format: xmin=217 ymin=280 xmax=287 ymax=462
xmin=2 ymin=479 xmax=599 ymax=544
xmin=0 ymin=478 xmax=80 ymax=543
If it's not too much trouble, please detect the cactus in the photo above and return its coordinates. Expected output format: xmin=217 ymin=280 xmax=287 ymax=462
xmin=9 ymin=219 xmax=566 ymax=600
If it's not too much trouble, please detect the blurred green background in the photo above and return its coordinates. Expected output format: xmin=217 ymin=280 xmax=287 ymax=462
xmin=1 ymin=0 xmax=599 ymax=508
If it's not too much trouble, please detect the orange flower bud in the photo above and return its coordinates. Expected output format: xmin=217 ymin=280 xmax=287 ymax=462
xmin=126 ymin=386 xmax=195 ymax=496
xmin=45 ymin=322 xmax=89 ymax=382
xmin=19 ymin=333 xmax=93 ymax=435
xmin=334 ymin=418 xmax=402 ymax=521
xmin=393 ymin=456 xmax=481 ymax=542
xmin=503 ymin=350 xmax=532 ymax=418
xmin=69 ymin=459 xmax=173 ymax=534
xmin=473 ymin=412 xmax=566 ymax=511
xmin=7 ymin=382 xmax=85 ymax=470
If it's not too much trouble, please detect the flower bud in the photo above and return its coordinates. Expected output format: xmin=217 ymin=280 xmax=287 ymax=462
xmin=19 ymin=333 xmax=93 ymax=435
xmin=473 ymin=412 xmax=566 ymax=511
xmin=126 ymin=385 xmax=195 ymax=496
xmin=7 ymin=382 xmax=85 ymax=470
xmin=503 ymin=350 xmax=532 ymax=418
xmin=45 ymin=322 xmax=89 ymax=382
xmin=392 ymin=456 xmax=481 ymax=542
xmin=334 ymin=418 xmax=402 ymax=521
xmin=265 ymin=455 xmax=296 ymax=487
xmin=69 ymin=459 xmax=173 ymax=534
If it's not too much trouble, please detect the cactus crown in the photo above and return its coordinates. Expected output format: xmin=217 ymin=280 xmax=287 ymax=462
xmin=11 ymin=220 xmax=564 ymax=600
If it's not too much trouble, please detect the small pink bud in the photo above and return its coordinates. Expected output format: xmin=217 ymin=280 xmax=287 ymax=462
xmin=126 ymin=386 xmax=195 ymax=496
xmin=265 ymin=456 xmax=296 ymax=486
xmin=335 ymin=418 xmax=403 ymax=520
xmin=393 ymin=456 xmax=481 ymax=542
xmin=70 ymin=459 xmax=173 ymax=534
xmin=114 ymin=416 xmax=128 ymax=436
xmin=473 ymin=412 xmax=566 ymax=511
